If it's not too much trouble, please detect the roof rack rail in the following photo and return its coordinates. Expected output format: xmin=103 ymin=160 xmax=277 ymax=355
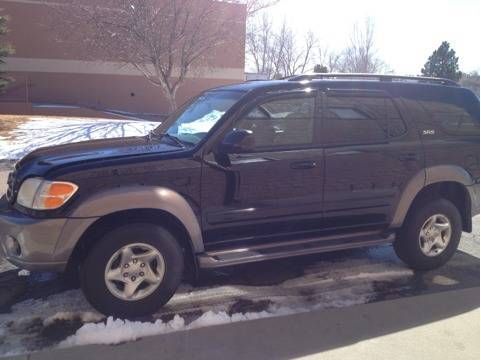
xmin=285 ymin=73 xmax=459 ymax=86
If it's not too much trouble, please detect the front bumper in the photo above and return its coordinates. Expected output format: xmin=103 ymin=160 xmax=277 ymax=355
xmin=0 ymin=196 xmax=99 ymax=272
xmin=0 ymin=202 xmax=69 ymax=271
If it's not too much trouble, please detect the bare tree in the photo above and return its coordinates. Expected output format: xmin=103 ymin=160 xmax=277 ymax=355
xmin=316 ymin=46 xmax=342 ymax=73
xmin=53 ymin=0 xmax=238 ymax=111
xmin=229 ymin=0 xmax=281 ymax=17
xmin=280 ymin=30 xmax=316 ymax=76
xmin=0 ymin=10 xmax=14 ymax=92
xmin=246 ymin=17 xmax=318 ymax=78
xmin=246 ymin=14 xmax=275 ymax=77
xmin=339 ymin=18 xmax=385 ymax=73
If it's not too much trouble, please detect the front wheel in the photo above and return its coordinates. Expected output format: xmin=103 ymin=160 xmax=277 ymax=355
xmin=394 ymin=198 xmax=462 ymax=271
xmin=80 ymin=223 xmax=184 ymax=318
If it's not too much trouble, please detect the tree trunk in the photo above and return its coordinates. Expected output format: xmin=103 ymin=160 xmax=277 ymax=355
xmin=166 ymin=91 xmax=177 ymax=113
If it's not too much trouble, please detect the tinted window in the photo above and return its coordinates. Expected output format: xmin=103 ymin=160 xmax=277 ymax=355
xmin=324 ymin=95 xmax=388 ymax=144
xmin=236 ymin=96 xmax=315 ymax=149
xmin=419 ymin=100 xmax=480 ymax=136
xmin=386 ymin=99 xmax=407 ymax=138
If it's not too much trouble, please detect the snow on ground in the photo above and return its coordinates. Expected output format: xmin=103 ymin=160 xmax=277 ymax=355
xmin=1 ymin=234 xmax=478 ymax=355
xmin=0 ymin=248 xmax=418 ymax=354
xmin=0 ymin=116 xmax=159 ymax=161
xmin=59 ymin=307 xmax=296 ymax=348
xmin=0 ymin=260 xmax=14 ymax=274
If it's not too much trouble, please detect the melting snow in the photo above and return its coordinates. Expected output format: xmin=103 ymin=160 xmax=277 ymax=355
xmin=60 ymin=307 xmax=296 ymax=348
xmin=0 ymin=116 xmax=159 ymax=161
xmin=0 ymin=253 xmax=418 ymax=354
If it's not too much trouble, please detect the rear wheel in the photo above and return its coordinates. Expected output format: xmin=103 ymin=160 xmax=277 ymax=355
xmin=394 ymin=198 xmax=462 ymax=271
xmin=80 ymin=223 xmax=184 ymax=317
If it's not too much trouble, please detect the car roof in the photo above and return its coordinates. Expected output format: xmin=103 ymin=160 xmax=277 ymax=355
xmin=211 ymin=77 xmax=475 ymax=101
xmin=213 ymin=78 xmax=459 ymax=92
xmin=210 ymin=76 xmax=479 ymax=120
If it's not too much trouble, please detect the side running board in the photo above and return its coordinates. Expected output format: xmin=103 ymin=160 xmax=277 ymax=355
xmin=197 ymin=230 xmax=395 ymax=269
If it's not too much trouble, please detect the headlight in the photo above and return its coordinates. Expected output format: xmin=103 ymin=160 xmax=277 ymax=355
xmin=17 ymin=178 xmax=79 ymax=210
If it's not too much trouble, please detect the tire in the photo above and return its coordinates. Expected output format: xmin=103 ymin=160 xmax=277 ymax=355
xmin=394 ymin=198 xmax=462 ymax=271
xmin=80 ymin=223 xmax=184 ymax=318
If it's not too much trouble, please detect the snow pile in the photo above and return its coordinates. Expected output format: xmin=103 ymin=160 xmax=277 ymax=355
xmin=43 ymin=311 xmax=104 ymax=327
xmin=60 ymin=307 xmax=295 ymax=347
xmin=17 ymin=270 xmax=30 ymax=277
xmin=0 ymin=117 xmax=159 ymax=161
xmin=60 ymin=315 xmax=186 ymax=347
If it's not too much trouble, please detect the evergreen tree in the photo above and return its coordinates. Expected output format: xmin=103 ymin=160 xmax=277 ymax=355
xmin=0 ymin=13 xmax=13 ymax=92
xmin=313 ymin=64 xmax=328 ymax=73
xmin=421 ymin=41 xmax=462 ymax=81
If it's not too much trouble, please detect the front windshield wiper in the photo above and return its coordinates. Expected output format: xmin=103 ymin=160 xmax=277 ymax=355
xmin=148 ymin=131 xmax=188 ymax=148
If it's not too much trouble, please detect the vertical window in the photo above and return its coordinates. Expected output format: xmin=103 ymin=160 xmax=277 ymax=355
xmin=324 ymin=95 xmax=388 ymax=144
xmin=236 ymin=96 xmax=315 ymax=149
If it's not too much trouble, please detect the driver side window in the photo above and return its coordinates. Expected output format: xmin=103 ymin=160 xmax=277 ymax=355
xmin=235 ymin=96 xmax=315 ymax=149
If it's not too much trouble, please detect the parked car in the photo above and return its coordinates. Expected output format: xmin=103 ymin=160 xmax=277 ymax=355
xmin=1 ymin=74 xmax=479 ymax=317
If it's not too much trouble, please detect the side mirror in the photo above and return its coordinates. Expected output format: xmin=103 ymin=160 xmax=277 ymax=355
xmin=218 ymin=129 xmax=255 ymax=154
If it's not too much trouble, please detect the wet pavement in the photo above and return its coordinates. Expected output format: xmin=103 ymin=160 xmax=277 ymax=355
xmin=0 ymin=244 xmax=478 ymax=355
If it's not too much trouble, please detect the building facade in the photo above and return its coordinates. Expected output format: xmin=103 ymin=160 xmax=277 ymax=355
xmin=0 ymin=0 xmax=246 ymax=115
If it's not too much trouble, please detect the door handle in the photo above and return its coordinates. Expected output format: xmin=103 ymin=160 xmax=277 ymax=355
xmin=398 ymin=153 xmax=419 ymax=162
xmin=290 ymin=160 xmax=317 ymax=170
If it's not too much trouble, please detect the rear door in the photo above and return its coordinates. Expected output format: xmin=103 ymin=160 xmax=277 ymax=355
xmin=321 ymin=89 xmax=423 ymax=230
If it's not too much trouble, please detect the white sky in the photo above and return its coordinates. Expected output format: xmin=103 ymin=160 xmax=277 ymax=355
xmin=262 ymin=0 xmax=480 ymax=74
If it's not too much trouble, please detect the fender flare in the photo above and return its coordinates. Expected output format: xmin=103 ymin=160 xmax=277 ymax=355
xmin=390 ymin=165 xmax=474 ymax=228
xmin=65 ymin=186 xmax=204 ymax=253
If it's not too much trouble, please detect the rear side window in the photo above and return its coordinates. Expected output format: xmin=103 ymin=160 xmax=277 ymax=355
xmin=419 ymin=100 xmax=480 ymax=136
xmin=324 ymin=95 xmax=387 ymax=144
xmin=236 ymin=96 xmax=315 ymax=149
xmin=323 ymin=93 xmax=407 ymax=145
xmin=386 ymin=99 xmax=407 ymax=138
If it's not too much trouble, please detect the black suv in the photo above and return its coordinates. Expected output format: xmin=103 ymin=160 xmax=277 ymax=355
xmin=1 ymin=74 xmax=479 ymax=317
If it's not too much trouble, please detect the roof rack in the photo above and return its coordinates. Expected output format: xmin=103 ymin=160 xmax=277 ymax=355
xmin=285 ymin=73 xmax=459 ymax=86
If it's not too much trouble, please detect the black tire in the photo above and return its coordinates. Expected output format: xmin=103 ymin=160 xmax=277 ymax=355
xmin=80 ymin=223 xmax=184 ymax=318
xmin=394 ymin=198 xmax=462 ymax=271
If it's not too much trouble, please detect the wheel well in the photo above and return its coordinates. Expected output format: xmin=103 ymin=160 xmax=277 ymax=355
xmin=67 ymin=209 xmax=198 ymax=280
xmin=407 ymin=182 xmax=472 ymax=232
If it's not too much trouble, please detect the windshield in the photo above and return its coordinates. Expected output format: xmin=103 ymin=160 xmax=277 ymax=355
xmin=155 ymin=90 xmax=244 ymax=146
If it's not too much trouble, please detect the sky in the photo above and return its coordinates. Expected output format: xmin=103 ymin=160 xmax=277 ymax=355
xmin=260 ymin=0 xmax=479 ymax=75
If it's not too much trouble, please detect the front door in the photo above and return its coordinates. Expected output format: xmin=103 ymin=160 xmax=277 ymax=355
xmin=201 ymin=91 xmax=324 ymax=248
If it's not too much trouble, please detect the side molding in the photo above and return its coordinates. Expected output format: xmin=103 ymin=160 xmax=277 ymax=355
xmin=68 ymin=186 xmax=204 ymax=253
xmin=390 ymin=165 xmax=475 ymax=228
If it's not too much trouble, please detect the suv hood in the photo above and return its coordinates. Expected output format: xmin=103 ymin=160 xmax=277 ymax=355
xmin=14 ymin=136 xmax=184 ymax=179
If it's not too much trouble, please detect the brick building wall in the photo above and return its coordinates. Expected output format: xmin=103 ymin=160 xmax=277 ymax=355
xmin=0 ymin=0 xmax=247 ymax=115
